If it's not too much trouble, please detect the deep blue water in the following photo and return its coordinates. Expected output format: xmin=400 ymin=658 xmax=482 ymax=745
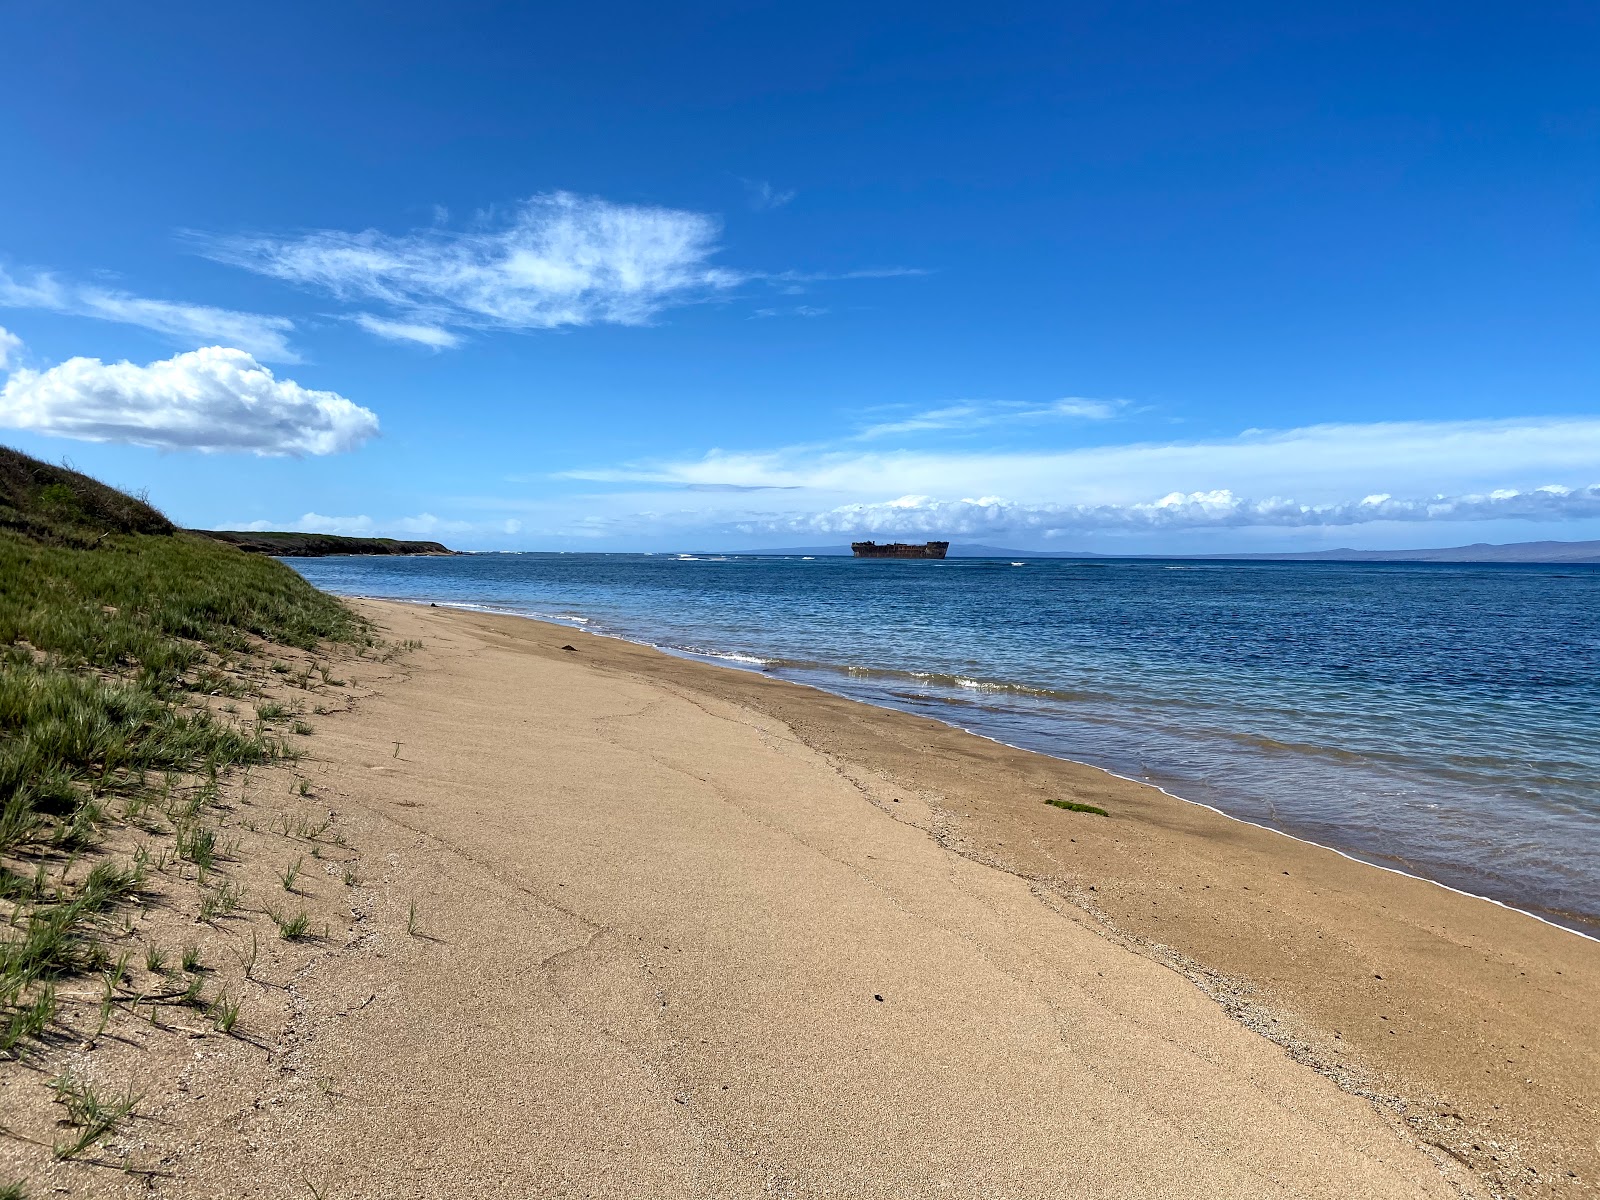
xmin=290 ymin=553 xmax=1600 ymax=933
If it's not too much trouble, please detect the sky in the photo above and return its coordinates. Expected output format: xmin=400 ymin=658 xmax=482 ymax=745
xmin=1 ymin=0 xmax=1597 ymax=553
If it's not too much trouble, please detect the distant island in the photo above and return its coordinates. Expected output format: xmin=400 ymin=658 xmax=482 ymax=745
xmin=744 ymin=538 xmax=1600 ymax=564
xmin=192 ymin=529 xmax=458 ymax=557
xmin=1205 ymin=539 xmax=1600 ymax=564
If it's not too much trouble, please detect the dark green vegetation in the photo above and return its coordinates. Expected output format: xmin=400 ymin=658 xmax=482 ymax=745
xmin=1044 ymin=798 xmax=1109 ymax=816
xmin=0 ymin=447 xmax=364 ymax=1071
xmin=192 ymin=529 xmax=456 ymax=557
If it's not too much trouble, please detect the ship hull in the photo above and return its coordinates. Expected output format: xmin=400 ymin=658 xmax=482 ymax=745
xmin=851 ymin=541 xmax=950 ymax=559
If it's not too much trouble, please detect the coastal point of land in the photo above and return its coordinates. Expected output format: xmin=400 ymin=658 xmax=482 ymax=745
xmin=104 ymin=597 xmax=1590 ymax=1198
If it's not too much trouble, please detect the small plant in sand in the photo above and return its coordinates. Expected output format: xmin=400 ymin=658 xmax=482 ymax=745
xmin=270 ymin=908 xmax=312 ymax=940
xmin=208 ymin=990 xmax=241 ymax=1034
xmin=175 ymin=823 xmax=218 ymax=871
xmin=406 ymin=900 xmax=421 ymax=937
xmin=47 ymin=1070 xmax=140 ymax=1160
xmin=279 ymin=857 xmax=303 ymax=892
xmin=198 ymin=879 xmax=245 ymax=923
xmin=234 ymin=931 xmax=260 ymax=980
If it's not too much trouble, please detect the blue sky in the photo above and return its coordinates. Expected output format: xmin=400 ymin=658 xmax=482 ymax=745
xmin=1 ymin=0 xmax=1597 ymax=552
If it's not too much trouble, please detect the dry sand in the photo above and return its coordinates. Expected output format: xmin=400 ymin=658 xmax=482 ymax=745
xmin=10 ymin=598 xmax=1595 ymax=1198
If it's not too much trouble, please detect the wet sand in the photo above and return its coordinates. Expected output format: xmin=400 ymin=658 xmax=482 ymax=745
xmin=53 ymin=596 xmax=1590 ymax=1198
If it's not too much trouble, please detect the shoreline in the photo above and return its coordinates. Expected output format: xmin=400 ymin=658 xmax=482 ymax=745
xmin=9 ymin=592 xmax=1591 ymax=1195
xmin=368 ymin=593 xmax=1600 ymax=942
xmin=328 ymin=598 xmax=1600 ymax=1195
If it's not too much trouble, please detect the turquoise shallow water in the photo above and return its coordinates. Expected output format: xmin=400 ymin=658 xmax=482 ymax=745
xmin=289 ymin=553 xmax=1600 ymax=934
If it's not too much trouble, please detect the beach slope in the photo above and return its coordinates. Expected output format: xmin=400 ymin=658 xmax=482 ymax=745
xmin=152 ymin=597 xmax=1600 ymax=1198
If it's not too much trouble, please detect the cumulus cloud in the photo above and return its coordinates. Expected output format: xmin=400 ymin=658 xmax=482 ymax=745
xmin=0 ymin=267 xmax=297 ymax=361
xmin=749 ymin=485 xmax=1600 ymax=538
xmin=0 ymin=346 xmax=379 ymax=455
xmin=0 ymin=325 xmax=20 ymax=371
xmin=197 ymin=192 xmax=744 ymax=339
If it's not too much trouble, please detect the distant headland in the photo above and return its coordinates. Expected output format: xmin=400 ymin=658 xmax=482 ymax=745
xmin=192 ymin=530 xmax=459 ymax=557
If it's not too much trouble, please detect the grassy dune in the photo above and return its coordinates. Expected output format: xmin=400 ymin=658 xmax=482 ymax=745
xmin=0 ymin=447 xmax=362 ymax=1063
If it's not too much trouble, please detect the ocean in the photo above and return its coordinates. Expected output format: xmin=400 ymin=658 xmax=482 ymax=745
xmin=288 ymin=552 xmax=1600 ymax=935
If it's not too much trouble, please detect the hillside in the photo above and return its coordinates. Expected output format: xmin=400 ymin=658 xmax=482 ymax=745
xmin=0 ymin=445 xmax=177 ymax=541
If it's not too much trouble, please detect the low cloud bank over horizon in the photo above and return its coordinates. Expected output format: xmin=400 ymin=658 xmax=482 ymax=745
xmin=742 ymin=484 xmax=1600 ymax=540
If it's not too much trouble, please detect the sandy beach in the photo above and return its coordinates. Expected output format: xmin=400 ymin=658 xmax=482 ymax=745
xmin=12 ymin=596 xmax=1594 ymax=1198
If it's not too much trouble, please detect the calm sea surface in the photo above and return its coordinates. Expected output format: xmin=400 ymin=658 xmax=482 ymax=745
xmin=290 ymin=553 xmax=1600 ymax=934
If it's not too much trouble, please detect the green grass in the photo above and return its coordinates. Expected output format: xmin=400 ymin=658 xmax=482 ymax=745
xmin=269 ymin=907 xmax=312 ymax=940
xmin=0 ymin=446 xmax=366 ymax=1053
xmin=47 ymin=1069 xmax=140 ymax=1160
xmin=1044 ymin=798 xmax=1110 ymax=816
xmin=207 ymin=989 xmax=240 ymax=1034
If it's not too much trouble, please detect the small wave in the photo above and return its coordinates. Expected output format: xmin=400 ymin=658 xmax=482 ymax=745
xmin=675 ymin=645 xmax=772 ymax=666
xmin=887 ymin=690 xmax=979 ymax=707
xmin=787 ymin=662 xmax=1116 ymax=703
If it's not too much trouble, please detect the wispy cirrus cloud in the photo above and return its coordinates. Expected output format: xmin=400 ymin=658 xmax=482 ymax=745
xmin=854 ymin=397 xmax=1126 ymax=439
xmin=197 ymin=192 xmax=922 ymax=345
xmin=0 ymin=346 xmax=377 ymax=455
xmin=351 ymin=313 xmax=462 ymax=348
xmin=741 ymin=178 xmax=796 ymax=210
xmin=197 ymin=192 xmax=743 ymax=340
xmin=0 ymin=267 xmax=297 ymax=362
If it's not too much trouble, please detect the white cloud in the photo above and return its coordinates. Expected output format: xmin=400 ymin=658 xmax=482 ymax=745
xmin=239 ymin=511 xmax=516 ymax=538
xmin=0 ymin=267 xmax=297 ymax=361
xmin=199 ymin=192 xmax=744 ymax=338
xmin=569 ymin=416 xmax=1600 ymax=505
xmin=1048 ymin=398 xmax=1124 ymax=420
xmin=0 ymin=346 xmax=379 ymax=455
xmin=0 ymin=325 xmax=21 ymax=371
xmin=742 ymin=179 xmax=796 ymax=210
xmin=352 ymin=314 xmax=462 ymax=348
xmin=750 ymin=485 xmax=1600 ymax=538
xmin=854 ymin=397 xmax=1126 ymax=439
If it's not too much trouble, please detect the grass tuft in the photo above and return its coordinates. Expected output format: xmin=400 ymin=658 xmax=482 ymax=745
xmin=47 ymin=1070 xmax=140 ymax=1160
xmin=269 ymin=907 xmax=311 ymax=941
